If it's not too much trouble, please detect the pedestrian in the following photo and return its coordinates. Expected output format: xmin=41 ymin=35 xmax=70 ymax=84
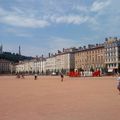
xmin=16 ymin=73 xmax=20 ymax=78
xmin=34 ymin=73 xmax=37 ymax=80
xmin=21 ymin=73 xmax=25 ymax=79
xmin=60 ymin=72 xmax=64 ymax=82
xmin=117 ymin=75 xmax=120 ymax=94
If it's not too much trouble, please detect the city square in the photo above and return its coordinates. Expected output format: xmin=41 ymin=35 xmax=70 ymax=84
xmin=0 ymin=0 xmax=120 ymax=120
xmin=0 ymin=76 xmax=120 ymax=120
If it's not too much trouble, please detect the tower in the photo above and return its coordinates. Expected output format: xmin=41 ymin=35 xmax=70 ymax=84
xmin=19 ymin=45 xmax=21 ymax=55
xmin=0 ymin=44 xmax=3 ymax=54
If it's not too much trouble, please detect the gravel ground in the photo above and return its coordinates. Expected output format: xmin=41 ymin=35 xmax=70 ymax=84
xmin=0 ymin=76 xmax=120 ymax=120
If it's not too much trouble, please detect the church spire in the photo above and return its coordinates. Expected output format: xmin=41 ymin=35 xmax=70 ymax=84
xmin=19 ymin=45 xmax=21 ymax=55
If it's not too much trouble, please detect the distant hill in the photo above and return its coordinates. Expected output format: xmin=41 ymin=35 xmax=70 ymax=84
xmin=0 ymin=52 xmax=33 ymax=63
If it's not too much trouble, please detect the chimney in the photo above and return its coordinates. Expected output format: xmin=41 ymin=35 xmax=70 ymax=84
xmin=48 ymin=53 xmax=50 ymax=57
xmin=109 ymin=37 xmax=112 ymax=40
xmin=79 ymin=46 xmax=82 ymax=50
xmin=105 ymin=38 xmax=108 ymax=41
xmin=96 ymin=44 xmax=98 ymax=47
xmin=83 ymin=46 xmax=86 ymax=49
xmin=88 ymin=44 xmax=91 ymax=49
xmin=58 ymin=50 xmax=61 ymax=53
xmin=36 ymin=55 xmax=39 ymax=60
xmin=114 ymin=37 xmax=117 ymax=40
xmin=63 ymin=48 xmax=65 ymax=52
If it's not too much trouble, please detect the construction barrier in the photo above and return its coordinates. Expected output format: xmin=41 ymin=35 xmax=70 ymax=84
xmin=68 ymin=70 xmax=101 ymax=77
xmin=92 ymin=70 xmax=101 ymax=77
xmin=67 ymin=71 xmax=80 ymax=77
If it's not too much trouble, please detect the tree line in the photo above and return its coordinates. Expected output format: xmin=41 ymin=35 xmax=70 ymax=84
xmin=0 ymin=52 xmax=33 ymax=63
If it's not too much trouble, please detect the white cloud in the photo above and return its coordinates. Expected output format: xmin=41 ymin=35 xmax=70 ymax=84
xmin=91 ymin=0 xmax=111 ymax=12
xmin=0 ymin=6 xmax=89 ymax=27
xmin=11 ymin=7 xmax=25 ymax=15
xmin=50 ymin=15 xmax=89 ymax=25
xmin=3 ymin=15 xmax=49 ymax=28
xmin=73 ymin=5 xmax=88 ymax=12
xmin=0 ymin=0 xmax=116 ymax=31
xmin=0 ymin=7 xmax=50 ymax=28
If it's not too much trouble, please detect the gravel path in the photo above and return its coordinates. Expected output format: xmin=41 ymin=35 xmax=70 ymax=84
xmin=0 ymin=76 xmax=120 ymax=120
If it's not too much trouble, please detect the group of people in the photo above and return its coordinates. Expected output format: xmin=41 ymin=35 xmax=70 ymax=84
xmin=16 ymin=73 xmax=24 ymax=79
xmin=16 ymin=72 xmax=64 ymax=81
xmin=16 ymin=73 xmax=37 ymax=80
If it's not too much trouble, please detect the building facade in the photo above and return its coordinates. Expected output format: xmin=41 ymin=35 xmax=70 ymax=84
xmin=55 ymin=52 xmax=75 ymax=73
xmin=45 ymin=55 xmax=56 ymax=73
xmin=15 ymin=57 xmax=46 ymax=74
xmin=104 ymin=37 xmax=120 ymax=73
xmin=45 ymin=48 xmax=76 ymax=74
xmin=15 ymin=48 xmax=76 ymax=74
xmin=75 ymin=44 xmax=105 ymax=71
xmin=11 ymin=37 xmax=120 ymax=75
xmin=0 ymin=59 xmax=11 ymax=73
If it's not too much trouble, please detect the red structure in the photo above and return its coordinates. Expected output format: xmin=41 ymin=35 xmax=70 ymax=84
xmin=92 ymin=70 xmax=101 ymax=77
xmin=68 ymin=71 xmax=80 ymax=77
xmin=68 ymin=70 xmax=101 ymax=77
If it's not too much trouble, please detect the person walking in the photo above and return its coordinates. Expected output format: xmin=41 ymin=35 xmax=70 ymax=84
xmin=16 ymin=73 xmax=20 ymax=79
xmin=21 ymin=73 xmax=25 ymax=79
xmin=60 ymin=72 xmax=64 ymax=82
xmin=34 ymin=73 xmax=38 ymax=80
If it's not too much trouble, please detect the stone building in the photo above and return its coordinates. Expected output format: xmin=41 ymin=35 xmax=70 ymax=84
xmin=45 ymin=54 xmax=56 ymax=74
xmin=104 ymin=37 xmax=120 ymax=73
xmin=15 ymin=57 xmax=46 ymax=74
xmin=45 ymin=48 xmax=76 ymax=74
xmin=75 ymin=44 xmax=105 ymax=71
xmin=0 ymin=59 xmax=11 ymax=73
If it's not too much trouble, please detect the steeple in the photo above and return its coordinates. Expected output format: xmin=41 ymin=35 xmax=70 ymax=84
xmin=0 ymin=44 xmax=3 ymax=54
xmin=19 ymin=45 xmax=21 ymax=55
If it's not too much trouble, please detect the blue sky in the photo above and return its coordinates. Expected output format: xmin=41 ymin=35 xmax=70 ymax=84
xmin=0 ymin=0 xmax=120 ymax=57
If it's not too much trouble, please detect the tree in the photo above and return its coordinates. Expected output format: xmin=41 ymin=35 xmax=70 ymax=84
xmin=78 ymin=68 xmax=84 ymax=72
xmin=90 ymin=67 xmax=94 ymax=72
xmin=0 ymin=52 xmax=33 ymax=63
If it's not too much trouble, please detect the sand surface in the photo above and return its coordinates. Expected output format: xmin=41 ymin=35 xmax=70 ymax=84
xmin=0 ymin=76 xmax=120 ymax=120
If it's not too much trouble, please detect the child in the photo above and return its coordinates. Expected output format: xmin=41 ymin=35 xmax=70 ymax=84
xmin=117 ymin=76 xmax=120 ymax=94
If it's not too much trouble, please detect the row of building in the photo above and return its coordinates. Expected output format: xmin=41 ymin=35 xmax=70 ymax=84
xmin=0 ymin=37 xmax=120 ymax=74
xmin=15 ymin=48 xmax=75 ymax=74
